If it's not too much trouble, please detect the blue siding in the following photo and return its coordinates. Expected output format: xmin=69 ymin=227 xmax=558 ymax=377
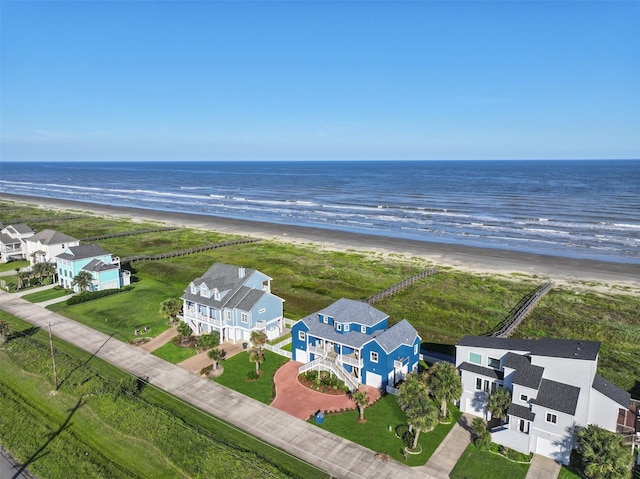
xmin=291 ymin=321 xmax=309 ymax=361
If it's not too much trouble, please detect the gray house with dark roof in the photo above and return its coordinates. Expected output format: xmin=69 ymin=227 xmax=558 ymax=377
xmin=456 ymin=336 xmax=631 ymax=464
xmin=180 ymin=262 xmax=284 ymax=343
xmin=0 ymin=224 xmax=35 ymax=262
xmin=291 ymin=298 xmax=421 ymax=391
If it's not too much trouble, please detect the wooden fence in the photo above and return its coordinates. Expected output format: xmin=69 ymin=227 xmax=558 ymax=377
xmin=121 ymin=238 xmax=260 ymax=263
xmin=81 ymin=227 xmax=180 ymax=242
xmin=490 ymin=281 xmax=554 ymax=338
xmin=364 ymin=268 xmax=438 ymax=305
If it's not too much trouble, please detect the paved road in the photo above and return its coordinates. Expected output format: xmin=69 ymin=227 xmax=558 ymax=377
xmin=0 ymin=292 xmax=439 ymax=479
xmin=525 ymin=454 xmax=561 ymax=479
xmin=0 ymin=447 xmax=36 ymax=479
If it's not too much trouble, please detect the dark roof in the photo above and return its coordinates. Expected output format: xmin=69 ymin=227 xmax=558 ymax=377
xmin=503 ymin=353 xmax=544 ymax=390
xmin=531 ymin=379 xmax=580 ymax=415
xmin=316 ymin=298 xmax=388 ymax=327
xmin=83 ymin=258 xmax=118 ymax=273
xmin=0 ymin=233 xmax=20 ymax=245
xmin=4 ymin=224 xmax=35 ymax=235
xmin=592 ymin=375 xmax=630 ymax=408
xmin=28 ymin=229 xmax=78 ymax=245
xmin=459 ymin=362 xmax=504 ymax=380
xmin=57 ymin=244 xmax=109 ymax=261
xmin=508 ymin=403 xmax=536 ymax=422
xmin=373 ymin=319 xmax=420 ymax=354
xmin=301 ymin=318 xmax=373 ymax=349
xmin=458 ymin=336 xmax=600 ymax=361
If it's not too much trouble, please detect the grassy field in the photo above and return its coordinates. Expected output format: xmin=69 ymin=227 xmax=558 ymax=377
xmin=449 ymin=444 xmax=530 ymax=479
xmin=214 ymin=350 xmax=290 ymax=404
xmin=151 ymin=340 xmax=197 ymax=363
xmin=0 ymin=312 xmax=327 ymax=479
xmin=20 ymin=286 xmax=71 ymax=303
xmin=0 ymin=259 xmax=28 ymax=272
xmin=311 ymin=394 xmax=461 ymax=466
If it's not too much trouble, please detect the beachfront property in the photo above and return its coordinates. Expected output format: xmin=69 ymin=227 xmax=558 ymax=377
xmin=0 ymin=224 xmax=35 ymax=263
xmin=25 ymin=229 xmax=80 ymax=265
xmin=56 ymin=244 xmax=131 ymax=292
xmin=180 ymin=262 xmax=285 ymax=343
xmin=456 ymin=336 xmax=631 ymax=464
xmin=291 ymin=298 xmax=421 ymax=392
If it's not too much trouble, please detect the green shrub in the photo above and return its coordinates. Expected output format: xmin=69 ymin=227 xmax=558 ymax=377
xmin=246 ymin=370 xmax=260 ymax=380
xmin=66 ymin=286 xmax=133 ymax=305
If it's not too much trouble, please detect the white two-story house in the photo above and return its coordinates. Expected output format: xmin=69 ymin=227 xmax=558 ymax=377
xmin=456 ymin=336 xmax=630 ymax=464
xmin=25 ymin=229 xmax=80 ymax=265
xmin=180 ymin=262 xmax=284 ymax=343
xmin=0 ymin=224 xmax=35 ymax=263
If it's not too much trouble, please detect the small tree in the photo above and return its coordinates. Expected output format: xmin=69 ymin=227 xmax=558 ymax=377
xmin=176 ymin=321 xmax=192 ymax=339
xmin=487 ymin=387 xmax=511 ymax=423
xmin=159 ymin=298 xmax=182 ymax=323
xmin=577 ymin=424 xmax=633 ymax=479
xmin=397 ymin=372 xmax=429 ymax=411
xmin=352 ymin=390 xmax=370 ymax=421
xmin=471 ymin=417 xmax=491 ymax=449
xmin=250 ymin=330 xmax=267 ymax=351
xmin=207 ymin=348 xmax=223 ymax=370
xmin=428 ymin=362 xmax=462 ymax=418
xmin=0 ymin=320 xmax=11 ymax=343
xmin=249 ymin=347 xmax=265 ymax=374
xmin=404 ymin=398 xmax=439 ymax=449
xmin=72 ymin=270 xmax=93 ymax=292
xmin=198 ymin=331 xmax=220 ymax=350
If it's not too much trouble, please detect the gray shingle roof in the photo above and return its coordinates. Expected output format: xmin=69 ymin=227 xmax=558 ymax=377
xmin=28 ymin=229 xmax=78 ymax=245
xmin=374 ymin=319 xmax=419 ymax=354
xmin=592 ymin=375 xmax=630 ymax=408
xmin=4 ymin=224 xmax=35 ymax=235
xmin=315 ymin=298 xmax=388 ymax=327
xmin=459 ymin=362 xmax=504 ymax=380
xmin=83 ymin=258 xmax=118 ymax=273
xmin=301 ymin=318 xmax=373 ymax=349
xmin=458 ymin=336 xmax=600 ymax=361
xmin=531 ymin=379 xmax=580 ymax=415
xmin=503 ymin=352 xmax=544 ymax=389
xmin=0 ymin=233 xmax=20 ymax=245
xmin=57 ymin=244 xmax=109 ymax=261
xmin=508 ymin=403 xmax=536 ymax=421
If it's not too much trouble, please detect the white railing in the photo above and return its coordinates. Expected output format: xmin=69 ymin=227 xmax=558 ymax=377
xmin=298 ymin=357 xmax=359 ymax=391
xmin=264 ymin=343 xmax=291 ymax=359
xmin=337 ymin=354 xmax=363 ymax=368
xmin=182 ymin=311 xmax=223 ymax=327
xmin=308 ymin=344 xmax=326 ymax=356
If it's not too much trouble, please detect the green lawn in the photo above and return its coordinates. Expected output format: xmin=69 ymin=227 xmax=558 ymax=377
xmin=21 ymin=286 xmax=71 ymax=303
xmin=0 ymin=260 xmax=28 ymax=272
xmin=311 ymin=394 xmax=461 ymax=466
xmin=152 ymin=339 xmax=197 ymax=363
xmin=450 ymin=444 xmax=530 ymax=479
xmin=558 ymin=466 xmax=581 ymax=479
xmin=213 ymin=350 xmax=289 ymax=404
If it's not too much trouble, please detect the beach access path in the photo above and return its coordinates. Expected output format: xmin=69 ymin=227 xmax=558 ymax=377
xmin=0 ymin=292 xmax=449 ymax=479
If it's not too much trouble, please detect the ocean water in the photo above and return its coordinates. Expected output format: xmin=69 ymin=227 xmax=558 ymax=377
xmin=1 ymin=160 xmax=639 ymax=264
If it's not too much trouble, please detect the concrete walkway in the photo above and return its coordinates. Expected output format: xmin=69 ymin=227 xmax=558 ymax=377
xmin=177 ymin=341 xmax=247 ymax=372
xmin=525 ymin=454 xmax=561 ymax=479
xmin=140 ymin=324 xmax=177 ymax=352
xmin=0 ymin=292 xmax=431 ymax=479
xmin=418 ymin=414 xmax=474 ymax=479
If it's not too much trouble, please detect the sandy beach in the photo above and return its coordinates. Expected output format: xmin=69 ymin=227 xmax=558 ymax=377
xmin=2 ymin=193 xmax=638 ymax=293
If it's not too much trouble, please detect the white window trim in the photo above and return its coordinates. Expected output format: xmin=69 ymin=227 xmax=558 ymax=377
xmin=545 ymin=412 xmax=557 ymax=424
xmin=520 ymin=393 xmax=528 ymax=402
xmin=241 ymin=312 xmax=249 ymax=323
xmin=298 ymin=331 xmax=306 ymax=341
xmin=259 ymin=308 xmax=266 ymax=314
xmin=414 ymin=344 xmax=418 ymax=355
xmin=476 ymin=377 xmax=482 ymax=390
xmin=344 ymin=324 xmax=349 ymax=331
xmin=370 ymin=351 xmax=378 ymax=363
xmin=469 ymin=352 xmax=482 ymax=365
xmin=361 ymin=325 xmax=366 ymax=333
xmin=336 ymin=323 xmax=342 ymax=331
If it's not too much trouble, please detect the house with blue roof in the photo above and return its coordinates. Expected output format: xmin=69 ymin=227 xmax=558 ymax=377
xmin=291 ymin=298 xmax=421 ymax=391
xmin=456 ymin=336 xmax=631 ymax=464
xmin=180 ymin=262 xmax=284 ymax=343
xmin=56 ymin=244 xmax=131 ymax=292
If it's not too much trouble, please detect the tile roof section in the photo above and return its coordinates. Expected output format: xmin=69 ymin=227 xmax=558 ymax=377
xmin=592 ymin=375 xmax=631 ymax=408
xmin=459 ymin=362 xmax=504 ymax=380
xmin=508 ymin=403 xmax=536 ymax=422
xmin=57 ymin=244 xmax=109 ymax=261
xmin=531 ymin=379 xmax=580 ymax=416
xmin=29 ymin=229 xmax=78 ymax=245
xmin=503 ymin=353 xmax=545 ymax=389
xmin=374 ymin=319 xmax=420 ymax=354
xmin=458 ymin=336 xmax=600 ymax=361
xmin=315 ymin=298 xmax=388 ymax=327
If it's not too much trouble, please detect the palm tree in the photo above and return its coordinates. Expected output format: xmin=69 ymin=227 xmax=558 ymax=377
xmin=250 ymin=330 xmax=267 ymax=352
xmin=159 ymin=298 xmax=182 ymax=323
xmin=404 ymin=396 xmax=439 ymax=450
xmin=249 ymin=347 xmax=265 ymax=374
xmin=72 ymin=270 xmax=93 ymax=292
xmin=427 ymin=362 xmax=462 ymax=418
xmin=0 ymin=320 xmax=10 ymax=343
xmin=40 ymin=262 xmax=56 ymax=283
xmin=578 ymin=424 xmax=633 ymax=479
xmin=397 ymin=372 xmax=429 ymax=412
xmin=352 ymin=390 xmax=370 ymax=421
xmin=487 ymin=387 xmax=511 ymax=424
xmin=176 ymin=321 xmax=192 ymax=339
xmin=207 ymin=348 xmax=223 ymax=370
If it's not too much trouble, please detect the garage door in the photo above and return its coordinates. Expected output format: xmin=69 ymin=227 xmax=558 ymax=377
xmin=294 ymin=349 xmax=308 ymax=363
xmin=365 ymin=372 xmax=382 ymax=389
xmin=536 ymin=437 xmax=569 ymax=464
xmin=466 ymin=397 xmax=485 ymax=416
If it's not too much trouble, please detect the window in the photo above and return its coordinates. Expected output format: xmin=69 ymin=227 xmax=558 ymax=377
xmin=298 ymin=331 xmax=306 ymax=341
xmin=520 ymin=394 xmax=528 ymax=402
xmin=469 ymin=352 xmax=482 ymax=365
xmin=488 ymin=357 xmax=500 ymax=369
xmin=336 ymin=323 xmax=342 ymax=331
xmin=518 ymin=419 xmax=529 ymax=434
xmin=476 ymin=378 xmax=483 ymax=390
xmin=259 ymin=308 xmax=266 ymax=314
xmin=322 ymin=316 xmax=328 ymax=324
xmin=226 ymin=311 xmax=232 ymax=321
xmin=361 ymin=325 xmax=366 ymax=333
xmin=490 ymin=382 xmax=497 ymax=394
xmin=370 ymin=351 xmax=378 ymax=363
xmin=414 ymin=344 xmax=418 ymax=355
xmin=546 ymin=413 xmax=557 ymax=424
xmin=241 ymin=313 xmax=248 ymax=323
xmin=344 ymin=324 xmax=349 ymax=331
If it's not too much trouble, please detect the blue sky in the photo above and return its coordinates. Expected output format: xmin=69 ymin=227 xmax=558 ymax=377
xmin=1 ymin=1 xmax=639 ymax=161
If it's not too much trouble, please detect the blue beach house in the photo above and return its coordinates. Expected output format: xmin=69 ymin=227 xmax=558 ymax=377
xmin=180 ymin=262 xmax=284 ymax=343
xmin=56 ymin=244 xmax=131 ymax=292
xmin=291 ymin=298 xmax=421 ymax=391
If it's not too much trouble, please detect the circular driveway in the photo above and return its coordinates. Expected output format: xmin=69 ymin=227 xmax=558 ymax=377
xmin=271 ymin=361 xmax=381 ymax=420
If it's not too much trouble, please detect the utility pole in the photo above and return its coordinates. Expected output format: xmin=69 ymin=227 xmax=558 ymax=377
xmin=48 ymin=321 xmax=58 ymax=390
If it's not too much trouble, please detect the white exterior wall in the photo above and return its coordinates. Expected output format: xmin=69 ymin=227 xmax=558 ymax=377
xmin=587 ymin=390 xmax=620 ymax=431
xmin=530 ymin=407 xmax=575 ymax=464
xmin=512 ymin=384 xmax=538 ymax=405
xmin=26 ymin=240 xmax=80 ymax=264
